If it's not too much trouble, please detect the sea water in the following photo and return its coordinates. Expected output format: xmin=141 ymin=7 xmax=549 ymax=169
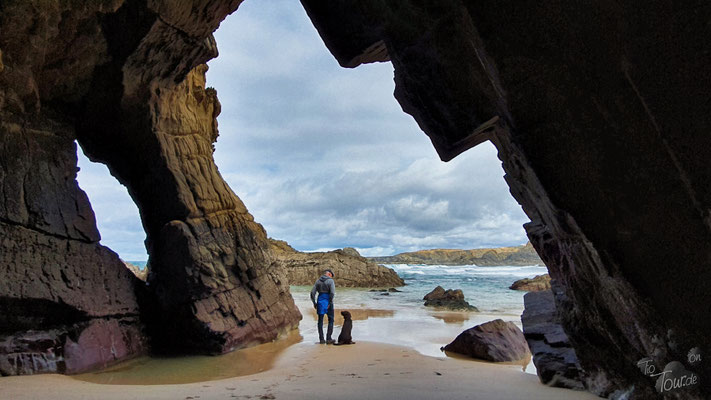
xmin=76 ymin=263 xmax=545 ymax=384
xmin=291 ymin=264 xmax=547 ymax=363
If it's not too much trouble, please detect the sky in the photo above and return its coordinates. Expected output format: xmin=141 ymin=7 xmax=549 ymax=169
xmin=76 ymin=0 xmax=530 ymax=261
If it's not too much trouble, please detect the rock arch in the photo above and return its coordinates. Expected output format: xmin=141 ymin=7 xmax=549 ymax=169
xmin=0 ymin=1 xmax=709 ymax=398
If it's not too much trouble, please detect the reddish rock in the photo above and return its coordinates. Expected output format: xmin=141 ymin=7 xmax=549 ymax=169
xmin=443 ymin=319 xmax=531 ymax=362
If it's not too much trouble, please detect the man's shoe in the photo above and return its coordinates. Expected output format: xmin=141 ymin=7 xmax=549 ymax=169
xmin=319 ymin=339 xmax=326 ymax=344
xmin=326 ymin=339 xmax=335 ymax=345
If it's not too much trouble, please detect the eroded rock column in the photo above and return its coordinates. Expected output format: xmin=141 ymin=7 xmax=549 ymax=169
xmin=1 ymin=0 xmax=300 ymax=369
xmin=76 ymin=1 xmax=301 ymax=354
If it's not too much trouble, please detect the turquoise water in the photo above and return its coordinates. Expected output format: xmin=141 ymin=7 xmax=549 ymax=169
xmin=292 ymin=263 xmax=547 ymax=370
xmin=74 ymin=262 xmax=544 ymax=384
xmin=127 ymin=260 xmax=148 ymax=269
xmin=386 ymin=264 xmax=548 ymax=314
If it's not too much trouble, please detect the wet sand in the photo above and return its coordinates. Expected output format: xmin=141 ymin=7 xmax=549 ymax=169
xmin=1 ymin=288 xmax=596 ymax=398
xmin=2 ymin=341 xmax=597 ymax=400
xmin=72 ymin=330 xmax=304 ymax=385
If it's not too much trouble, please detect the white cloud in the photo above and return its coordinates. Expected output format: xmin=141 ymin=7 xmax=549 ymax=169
xmin=75 ymin=0 xmax=531 ymax=261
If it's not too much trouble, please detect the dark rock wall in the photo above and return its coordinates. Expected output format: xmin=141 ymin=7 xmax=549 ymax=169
xmin=302 ymin=1 xmax=710 ymax=398
xmin=521 ymin=290 xmax=583 ymax=390
xmin=0 ymin=1 xmax=147 ymax=374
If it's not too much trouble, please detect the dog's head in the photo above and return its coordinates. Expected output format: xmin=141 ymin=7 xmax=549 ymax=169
xmin=341 ymin=310 xmax=352 ymax=320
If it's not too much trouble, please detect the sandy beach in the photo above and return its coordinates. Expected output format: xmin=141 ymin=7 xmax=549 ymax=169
xmin=1 ymin=295 xmax=598 ymax=400
xmin=1 ymin=340 xmax=597 ymax=400
xmin=2 ymin=269 xmax=592 ymax=399
xmin=1 ymin=274 xmax=599 ymax=399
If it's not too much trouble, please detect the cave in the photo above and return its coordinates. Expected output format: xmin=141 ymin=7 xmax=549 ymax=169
xmin=1 ymin=1 xmax=709 ymax=398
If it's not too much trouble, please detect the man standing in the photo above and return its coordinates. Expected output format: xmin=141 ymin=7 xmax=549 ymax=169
xmin=310 ymin=269 xmax=335 ymax=344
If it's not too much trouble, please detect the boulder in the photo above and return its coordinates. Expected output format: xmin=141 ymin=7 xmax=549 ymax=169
xmin=443 ymin=319 xmax=531 ymax=362
xmin=423 ymin=286 xmax=478 ymax=311
xmin=521 ymin=291 xmax=584 ymax=390
xmin=509 ymin=274 xmax=551 ymax=292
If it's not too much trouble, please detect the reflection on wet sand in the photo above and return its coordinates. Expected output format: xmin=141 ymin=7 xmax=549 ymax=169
xmin=305 ymin=308 xmax=395 ymax=324
xmin=430 ymin=312 xmax=472 ymax=324
xmin=72 ymin=329 xmax=303 ymax=385
xmin=443 ymin=349 xmax=533 ymax=372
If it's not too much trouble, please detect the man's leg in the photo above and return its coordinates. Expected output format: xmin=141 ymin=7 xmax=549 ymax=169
xmin=326 ymin=303 xmax=334 ymax=343
xmin=317 ymin=313 xmax=325 ymax=344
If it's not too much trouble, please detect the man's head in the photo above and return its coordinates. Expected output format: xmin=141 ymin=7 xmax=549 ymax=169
xmin=324 ymin=269 xmax=334 ymax=278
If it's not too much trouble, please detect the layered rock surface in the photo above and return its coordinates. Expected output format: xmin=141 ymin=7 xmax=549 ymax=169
xmin=271 ymin=240 xmax=404 ymax=288
xmin=302 ymin=1 xmax=710 ymax=397
xmin=443 ymin=319 xmax=530 ymax=362
xmin=370 ymin=242 xmax=542 ymax=266
xmin=509 ymin=274 xmax=551 ymax=292
xmin=521 ymin=290 xmax=584 ymax=390
xmin=0 ymin=0 xmax=300 ymax=372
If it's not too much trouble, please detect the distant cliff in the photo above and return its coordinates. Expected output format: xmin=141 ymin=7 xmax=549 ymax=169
xmin=270 ymin=240 xmax=405 ymax=287
xmin=369 ymin=242 xmax=543 ymax=266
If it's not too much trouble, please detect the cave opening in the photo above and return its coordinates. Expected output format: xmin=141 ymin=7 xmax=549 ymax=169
xmin=70 ymin=0 xmax=539 ymax=373
xmin=206 ymin=0 xmax=530 ymax=257
xmin=76 ymin=141 xmax=148 ymax=270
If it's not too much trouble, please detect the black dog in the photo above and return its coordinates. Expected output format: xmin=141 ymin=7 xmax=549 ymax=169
xmin=335 ymin=310 xmax=355 ymax=345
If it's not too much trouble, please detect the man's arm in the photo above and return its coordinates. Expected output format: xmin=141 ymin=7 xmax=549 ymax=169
xmin=328 ymin=279 xmax=335 ymax=303
xmin=310 ymin=282 xmax=317 ymax=305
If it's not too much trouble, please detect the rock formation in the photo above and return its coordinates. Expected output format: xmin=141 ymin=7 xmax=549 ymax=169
xmin=270 ymin=240 xmax=404 ymax=287
xmin=0 ymin=0 xmax=300 ymax=374
xmin=521 ymin=290 xmax=584 ymax=390
xmin=2 ymin=2 xmax=710 ymax=397
xmin=442 ymin=319 xmax=531 ymax=362
xmin=370 ymin=242 xmax=542 ymax=266
xmin=423 ymin=286 xmax=478 ymax=311
xmin=123 ymin=261 xmax=148 ymax=282
xmin=302 ymin=1 xmax=710 ymax=398
xmin=509 ymin=274 xmax=551 ymax=292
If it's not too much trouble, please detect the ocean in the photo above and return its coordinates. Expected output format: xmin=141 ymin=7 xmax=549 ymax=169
xmin=291 ymin=264 xmax=547 ymax=363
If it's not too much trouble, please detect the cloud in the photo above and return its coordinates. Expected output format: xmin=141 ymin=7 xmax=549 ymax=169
xmin=76 ymin=148 xmax=147 ymax=261
xmin=76 ymin=0 xmax=531 ymax=261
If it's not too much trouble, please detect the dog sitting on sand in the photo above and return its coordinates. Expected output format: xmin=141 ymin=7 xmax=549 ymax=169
xmin=335 ymin=310 xmax=355 ymax=345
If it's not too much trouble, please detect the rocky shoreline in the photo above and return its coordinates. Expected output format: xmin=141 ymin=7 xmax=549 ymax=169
xmin=270 ymin=240 xmax=404 ymax=288
xmin=369 ymin=242 xmax=542 ymax=266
